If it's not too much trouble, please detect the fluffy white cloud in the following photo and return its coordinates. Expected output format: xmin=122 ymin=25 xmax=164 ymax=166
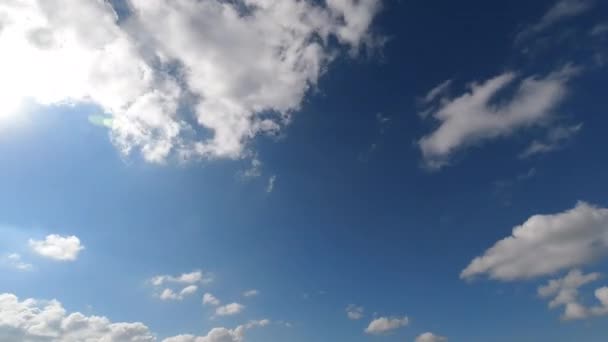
xmin=461 ymin=201 xmax=608 ymax=281
xmin=242 ymin=290 xmax=259 ymax=298
xmin=29 ymin=234 xmax=84 ymax=261
xmin=0 ymin=292 xmax=270 ymax=342
xmin=364 ymin=316 xmax=408 ymax=335
xmin=415 ymin=332 xmax=448 ymax=342
xmin=345 ymin=304 xmax=364 ymax=320
xmin=516 ymin=0 xmax=594 ymax=42
xmin=215 ymin=303 xmax=245 ymax=317
xmin=159 ymin=285 xmax=198 ymax=301
xmin=0 ymin=293 xmax=155 ymax=341
xmin=0 ymin=0 xmax=381 ymax=162
xmin=538 ymin=269 xmax=608 ymax=320
xmin=151 ymin=270 xmax=208 ymax=286
xmin=203 ymin=293 xmax=220 ymax=306
xmin=163 ymin=320 xmax=269 ymax=342
xmin=418 ymin=66 xmax=577 ymax=168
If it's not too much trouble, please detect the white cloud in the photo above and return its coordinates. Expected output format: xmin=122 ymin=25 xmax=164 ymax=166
xmin=4 ymin=253 xmax=33 ymax=271
xmin=151 ymin=270 xmax=208 ymax=286
xmin=203 ymin=293 xmax=221 ymax=306
xmin=159 ymin=285 xmax=199 ymax=301
xmin=0 ymin=292 xmax=270 ymax=342
xmin=163 ymin=320 xmax=269 ymax=342
xmin=29 ymin=234 xmax=84 ymax=261
xmin=215 ymin=303 xmax=245 ymax=317
xmin=242 ymin=290 xmax=259 ymax=298
xmin=461 ymin=202 xmax=608 ymax=281
xmin=0 ymin=293 xmax=155 ymax=341
xmin=0 ymin=0 xmax=382 ymax=162
xmin=516 ymin=0 xmax=594 ymax=42
xmin=418 ymin=66 xmax=577 ymax=168
xmin=265 ymin=175 xmax=276 ymax=193
xmin=538 ymin=269 xmax=608 ymax=320
xmin=364 ymin=316 xmax=408 ymax=335
xmin=415 ymin=332 xmax=448 ymax=342
xmin=346 ymin=304 xmax=364 ymax=320
xmin=519 ymin=123 xmax=582 ymax=158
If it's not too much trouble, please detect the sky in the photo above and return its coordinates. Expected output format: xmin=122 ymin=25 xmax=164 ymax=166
xmin=0 ymin=0 xmax=608 ymax=341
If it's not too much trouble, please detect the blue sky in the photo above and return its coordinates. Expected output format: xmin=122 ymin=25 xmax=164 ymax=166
xmin=0 ymin=0 xmax=608 ymax=341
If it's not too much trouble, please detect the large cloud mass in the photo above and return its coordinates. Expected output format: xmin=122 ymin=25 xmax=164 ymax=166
xmin=461 ymin=202 xmax=608 ymax=281
xmin=0 ymin=0 xmax=381 ymax=162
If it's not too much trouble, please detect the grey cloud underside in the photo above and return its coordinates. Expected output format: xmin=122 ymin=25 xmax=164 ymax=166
xmin=0 ymin=0 xmax=381 ymax=163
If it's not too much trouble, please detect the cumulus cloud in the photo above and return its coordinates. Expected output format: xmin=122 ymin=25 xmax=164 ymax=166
xmin=0 ymin=0 xmax=381 ymax=162
xmin=418 ymin=66 xmax=577 ymax=168
xmin=538 ymin=269 xmax=608 ymax=320
xmin=203 ymin=293 xmax=221 ymax=306
xmin=159 ymin=285 xmax=199 ymax=301
xmin=461 ymin=202 xmax=608 ymax=281
xmin=415 ymin=332 xmax=448 ymax=342
xmin=215 ymin=303 xmax=245 ymax=317
xmin=345 ymin=304 xmax=364 ymax=320
xmin=0 ymin=293 xmax=155 ymax=341
xmin=163 ymin=320 xmax=269 ymax=342
xmin=0 ymin=292 xmax=270 ymax=342
xmin=516 ymin=0 xmax=594 ymax=43
xmin=151 ymin=270 xmax=208 ymax=286
xmin=364 ymin=316 xmax=408 ymax=335
xmin=29 ymin=234 xmax=84 ymax=261
xmin=150 ymin=270 xmax=209 ymax=301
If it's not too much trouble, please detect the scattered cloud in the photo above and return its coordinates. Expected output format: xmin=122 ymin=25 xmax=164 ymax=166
xmin=516 ymin=0 xmax=594 ymax=43
xmin=242 ymin=290 xmax=259 ymax=298
xmin=28 ymin=234 xmax=84 ymax=261
xmin=461 ymin=201 xmax=608 ymax=281
xmin=215 ymin=303 xmax=245 ymax=317
xmin=266 ymin=175 xmax=276 ymax=193
xmin=150 ymin=270 xmax=209 ymax=301
xmin=159 ymin=285 xmax=199 ymax=301
xmin=240 ymin=156 xmax=263 ymax=180
xmin=163 ymin=320 xmax=269 ymax=342
xmin=418 ymin=65 xmax=578 ymax=169
xmin=151 ymin=270 xmax=209 ymax=286
xmin=0 ymin=292 xmax=269 ymax=342
xmin=519 ymin=123 xmax=582 ymax=158
xmin=203 ymin=293 xmax=221 ymax=306
xmin=591 ymin=23 xmax=608 ymax=36
xmin=538 ymin=269 xmax=608 ymax=320
xmin=346 ymin=304 xmax=364 ymax=320
xmin=364 ymin=316 xmax=409 ymax=335
xmin=0 ymin=0 xmax=382 ymax=162
xmin=4 ymin=253 xmax=33 ymax=271
xmin=415 ymin=332 xmax=448 ymax=342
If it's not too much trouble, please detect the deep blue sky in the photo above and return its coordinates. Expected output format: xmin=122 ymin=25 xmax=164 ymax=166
xmin=1 ymin=0 xmax=608 ymax=341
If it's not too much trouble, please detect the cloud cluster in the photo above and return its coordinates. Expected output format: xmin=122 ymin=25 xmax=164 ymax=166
xmin=418 ymin=66 xmax=577 ymax=168
xmin=538 ymin=269 xmax=608 ymax=320
xmin=0 ymin=293 xmax=269 ymax=342
xmin=29 ymin=234 xmax=84 ymax=262
xmin=4 ymin=253 xmax=33 ymax=271
xmin=150 ymin=270 xmax=209 ymax=301
xmin=461 ymin=201 xmax=608 ymax=281
xmin=0 ymin=0 xmax=381 ymax=163
xmin=364 ymin=316 xmax=409 ymax=335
